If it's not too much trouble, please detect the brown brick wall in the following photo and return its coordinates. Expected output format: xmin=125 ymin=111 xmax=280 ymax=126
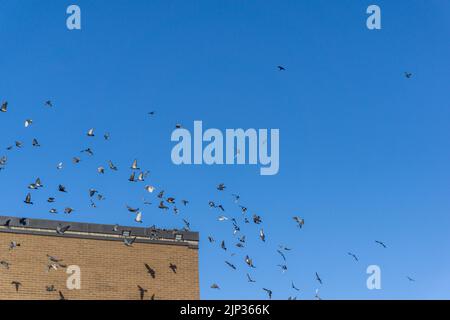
xmin=0 ymin=231 xmax=199 ymax=300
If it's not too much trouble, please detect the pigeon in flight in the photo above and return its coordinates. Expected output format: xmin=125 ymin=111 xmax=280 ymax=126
xmin=259 ymin=229 xmax=266 ymax=242
xmin=375 ymin=240 xmax=387 ymax=248
xmin=253 ymin=214 xmax=262 ymax=224
xmin=169 ymin=263 xmax=177 ymax=273
xmin=1 ymin=102 xmax=7 ymax=112
xmin=137 ymin=285 xmax=147 ymax=300
xmin=218 ymin=216 xmax=228 ymax=222
xmin=131 ymin=159 xmax=140 ymax=170
xmin=23 ymin=192 xmax=33 ymax=205
xmin=87 ymin=128 xmax=95 ymax=137
xmin=277 ymin=66 xmax=286 ymax=71
xmin=9 ymin=241 xmax=21 ymax=250
xmin=32 ymin=138 xmax=40 ymax=147
xmin=210 ymin=283 xmax=220 ymax=290
xmin=144 ymin=264 xmax=156 ymax=278
xmin=135 ymin=212 xmax=143 ymax=223
xmin=182 ymin=219 xmax=190 ymax=230
xmin=56 ymin=224 xmax=70 ymax=235
xmin=89 ymin=189 xmax=98 ymax=197
xmin=46 ymin=285 xmax=56 ymax=292
xmin=245 ymin=255 xmax=256 ymax=268
xmin=277 ymin=264 xmax=288 ymax=273
xmin=158 ymin=201 xmax=169 ymax=210
xmin=347 ymin=252 xmax=359 ymax=261
xmin=263 ymin=288 xmax=273 ymax=299
xmin=315 ymin=289 xmax=322 ymax=300
xmin=277 ymin=249 xmax=287 ymax=262
xmin=137 ymin=172 xmax=146 ymax=182
xmin=35 ymin=178 xmax=44 ymax=188
xmin=81 ymin=148 xmax=94 ymax=156
xmin=108 ymin=160 xmax=118 ymax=171
xmin=4 ymin=219 xmax=11 ymax=228
xmin=225 ymin=261 xmax=236 ymax=270
xmin=293 ymin=216 xmax=305 ymax=228
xmin=11 ymin=281 xmax=21 ymax=292
xmin=126 ymin=206 xmax=140 ymax=213
xmin=47 ymin=255 xmax=63 ymax=263
xmin=315 ymin=272 xmax=323 ymax=285
xmin=28 ymin=182 xmax=38 ymax=190
xmin=123 ymin=237 xmax=137 ymax=247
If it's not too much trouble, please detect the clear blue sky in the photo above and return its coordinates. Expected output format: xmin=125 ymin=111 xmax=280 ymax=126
xmin=0 ymin=0 xmax=449 ymax=299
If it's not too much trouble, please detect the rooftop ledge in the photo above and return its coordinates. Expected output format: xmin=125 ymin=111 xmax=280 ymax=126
xmin=0 ymin=215 xmax=199 ymax=248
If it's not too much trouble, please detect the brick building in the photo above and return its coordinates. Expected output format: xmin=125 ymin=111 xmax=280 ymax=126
xmin=0 ymin=216 xmax=199 ymax=300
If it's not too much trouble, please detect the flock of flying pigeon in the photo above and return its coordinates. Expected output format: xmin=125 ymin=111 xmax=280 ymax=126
xmin=0 ymin=68 xmax=415 ymax=300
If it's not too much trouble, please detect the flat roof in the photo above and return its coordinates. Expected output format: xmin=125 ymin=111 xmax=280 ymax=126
xmin=0 ymin=215 xmax=199 ymax=248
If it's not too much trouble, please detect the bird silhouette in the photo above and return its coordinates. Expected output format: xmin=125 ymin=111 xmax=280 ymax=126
xmin=138 ymin=285 xmax=148 ymax=300
xmin=169 ymin=263 xmax=177 ymax=273
xmin=145 ymin=264 xmax=156 ymax=278
xmin=263 ymin=288 xmax=272 ymax=299
xmin=315 ymin=272 xmax=323 ymax=285
xmin=11 ymin=281 xmax=21 ymax=292
xmin=375 ymin=240 xmax=387 ymax=248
